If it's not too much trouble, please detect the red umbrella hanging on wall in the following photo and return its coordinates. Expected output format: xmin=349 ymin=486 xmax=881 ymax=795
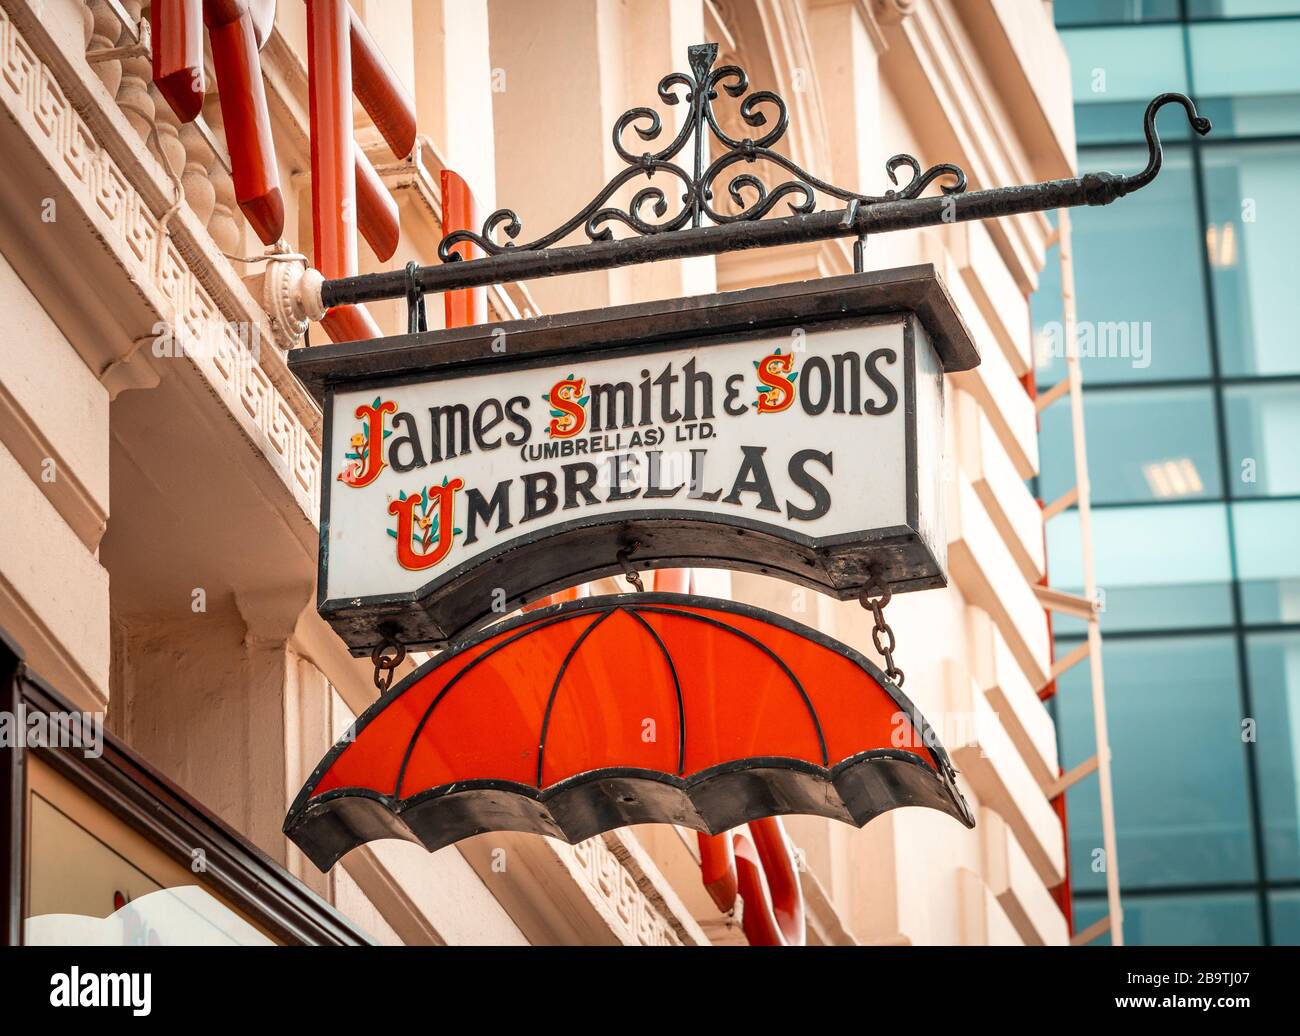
xmin=284 ymin=592 xmax=974 ymax=872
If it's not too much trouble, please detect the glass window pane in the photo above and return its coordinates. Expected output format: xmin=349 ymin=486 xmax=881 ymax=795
xmin=1070 ymin=897 xmax=1113 ymax=945
xmin=1056 ymin=0 xmax=1182 ymax=26
xmin=1189 ymin=20 xmax=1300 ymax=136
xmin=1232 ymin=499 xmax=1300 ymax=623
xmin=1224 ymin=382 xmax=1300 ymax=496
xmin=23 ymin=759 xmax=277 ymax=946
xmin=1048 ymin=504 xmax=1234 ymax=633
xmin=1077 ymin=892 xmax=1267 ymax=945
xmin=1057 ymin=634 xmax=1256 ymax=889
xmin=1189 ymin=0 xmax=1300 ymax=16
xmin=1203 ymin=143 xmax=1300 ymax=376
xmin=1039 ymin=387 xmax=1221 ymax=504
xmin=1062 ymin=26 xmax=1190 ymax=143
xmin=1114 ymin=892 xmax=1263 ymax=944
xmin=1246 ymin=632 xmax=1300 ymax=880
xmin=1032 ymin=147 xmax=1211 ymax=387
xmin=1271 ymin=890 xmax=1300 ymax=945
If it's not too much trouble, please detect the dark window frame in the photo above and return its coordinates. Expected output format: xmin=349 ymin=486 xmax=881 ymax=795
xmin=0 ymin=626 xmax=374 ymax=947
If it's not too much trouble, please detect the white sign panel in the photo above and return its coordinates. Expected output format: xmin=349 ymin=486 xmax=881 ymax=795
xmin=318 ymin=314 xmax=946 ymax=652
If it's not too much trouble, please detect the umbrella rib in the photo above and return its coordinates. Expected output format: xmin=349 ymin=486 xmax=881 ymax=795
xmin=535 ymin=609 xmax=617 ymax=788
xmin=392 ymin=610 xmax=588 ymax=800
xmin=625 ymin=609 xmax=686 ymax=776
xmin=631 ymin=605 xmax=829 ymax=766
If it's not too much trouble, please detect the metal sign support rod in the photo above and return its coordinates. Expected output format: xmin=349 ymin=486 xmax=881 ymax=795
xmin=312 ymin=36 xmax=1207 ymax=312
xmin=320 ymin=136 xmax=1198 ymax=309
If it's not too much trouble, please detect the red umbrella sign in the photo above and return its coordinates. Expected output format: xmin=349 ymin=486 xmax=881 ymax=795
xmin=284 ymin=592 xmax=974 ymax=871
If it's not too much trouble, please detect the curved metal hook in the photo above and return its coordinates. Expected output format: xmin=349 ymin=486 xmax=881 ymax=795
xmin=1122 ymin=92 xmax=1212 ymax=194
xmin=884 ymin=154 xmax=967 ymax=199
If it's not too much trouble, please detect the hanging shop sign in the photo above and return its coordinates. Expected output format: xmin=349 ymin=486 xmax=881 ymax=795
xmin=283 ymin=38 xmax=1202 ymax=878
xmin=289 ymin=266 xmax=978 ymax=654
xmin=282 ymin=592 xmax=975 ymax=870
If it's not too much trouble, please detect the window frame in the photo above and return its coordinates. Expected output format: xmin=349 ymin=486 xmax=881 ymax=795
xmin=0 ymin=626 xmax=373 ymax=947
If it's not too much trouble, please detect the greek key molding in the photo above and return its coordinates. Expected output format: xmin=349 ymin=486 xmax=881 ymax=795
xmin=0 ymin=3 xmax=321 ymax=524
xmin=570 ymin=835 xmax=686 ymax=946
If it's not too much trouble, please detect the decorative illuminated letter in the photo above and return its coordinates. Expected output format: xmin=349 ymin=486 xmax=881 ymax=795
xmin=388 ymin=479 xmax=464 ymax=570
xmin=543 ymin=375 xmax=588 ymax=438
xmin=338 ymin=399 xmax=396 ymax=488
xmin=754 ymin=350 xmax=798 ymax=413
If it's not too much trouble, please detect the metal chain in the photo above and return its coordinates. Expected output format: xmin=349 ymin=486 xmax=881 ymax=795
xmin=617 ymin=541 xmax=645 ymax=592
xmin=859 ymin=565 xmax=904 ymax=687
xmin=371 ymin=635 xmax=407 ymax=693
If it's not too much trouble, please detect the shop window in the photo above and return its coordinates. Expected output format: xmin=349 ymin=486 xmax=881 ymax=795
xmin=24 ymin=758 xmax=274 ymax=946
xmin=0 ymin=630 xmax=371 ymax=947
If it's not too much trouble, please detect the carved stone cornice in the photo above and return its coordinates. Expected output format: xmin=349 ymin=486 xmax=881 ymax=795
xmin=572 ymin=834 xmax=693 ymax=946
xmin=458 ymin=828 xmax=709 ymax=945
xmin=0 ymin=0 xmax=322 ymax=527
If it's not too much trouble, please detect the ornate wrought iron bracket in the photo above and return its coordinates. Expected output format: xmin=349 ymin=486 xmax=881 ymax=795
xmin=320 ymin=43 xmax=1210 ymax=311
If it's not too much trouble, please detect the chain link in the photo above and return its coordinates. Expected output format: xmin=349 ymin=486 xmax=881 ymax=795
xmin=617 ymin=541 xmax=646 ymax=592
xmin=859 ymin=565 xmax=904 ymax=686
xmin=371 ymin=635 xmax=407 ymax=693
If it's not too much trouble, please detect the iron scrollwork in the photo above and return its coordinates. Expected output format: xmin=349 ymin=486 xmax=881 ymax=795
xmin=436 ymin=43 xmax=967 ymax=263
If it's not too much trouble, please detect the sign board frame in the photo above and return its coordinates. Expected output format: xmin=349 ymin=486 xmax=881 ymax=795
xmin=289 ymin=265 xmax=978 ymax=654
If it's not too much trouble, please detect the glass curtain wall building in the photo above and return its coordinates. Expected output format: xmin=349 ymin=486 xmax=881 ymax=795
xmin=1032 ymin=0 xmax=1300 ymax=944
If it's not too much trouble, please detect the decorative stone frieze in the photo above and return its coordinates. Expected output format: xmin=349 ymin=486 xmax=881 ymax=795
xmin=570 ymin=835 xmax=686 ymax=946
xmin=0 ymin=2 xmax=321 ymax=523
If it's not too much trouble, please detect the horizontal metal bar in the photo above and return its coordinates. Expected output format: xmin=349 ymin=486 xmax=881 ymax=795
xmin=320 ymin=172 xmax=1130 ymax=307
